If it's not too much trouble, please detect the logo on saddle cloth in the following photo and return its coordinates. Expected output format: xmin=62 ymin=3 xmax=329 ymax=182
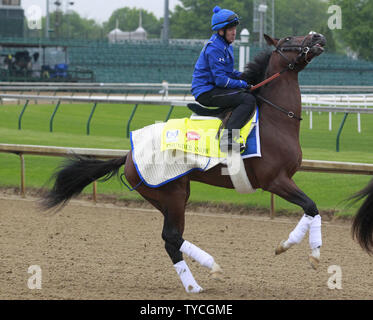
xmin=161 ymin=117 xmax=254 ymax=158
xmin=186 ymin=131 xmax=201 ymax=141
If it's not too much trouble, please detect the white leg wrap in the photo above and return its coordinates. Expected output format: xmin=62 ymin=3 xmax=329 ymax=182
xmin=309 ymin=214 xmax=322 ymax=249
xmin=311 ymin=247 xmax=320 ymax=259
xmin=287 ymin=214 xmax=314 ymax=245
xmin=173 ymin=260 xmax=203 ymax=293
xmin=180 ymin=240 xmax=214 ymax=269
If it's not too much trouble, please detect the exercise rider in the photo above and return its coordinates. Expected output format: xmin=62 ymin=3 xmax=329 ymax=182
xmin=191 ymin=5 xmax=256 ymax=152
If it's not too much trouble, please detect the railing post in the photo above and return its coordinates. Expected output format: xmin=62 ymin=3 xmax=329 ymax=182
xmin=18 ymin=100 xmax=29 ymax=130
xmin=336 ymin=113 xmax=349 ymax=152
xmin=329 ymin=112 xmax=332 ymax=131
xmin=165 ymin=105 xmax=174 ymax=122
xmin=270 ymin=193 xmax=275 ymax=219
xmin=20 ymin=153 xmax=26 ymax=198
xmin=93 ymin=181 xmax=97 ymax=203
xmin=86 ymin=102 xmax=98 ymax=135
xmin=49 ymin=100 xmax=61 ymax=132
xmin=126 ymin=104 xmax=138 ymax=138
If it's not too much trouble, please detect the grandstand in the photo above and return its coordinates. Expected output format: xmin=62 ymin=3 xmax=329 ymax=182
xmin=1 ymin=37 xmax=373 ymax=85
xmin=67 ymin=40 xmax=373 ymax=86
xmin=299 ymin=52 xmax=373 ymax=86
xmin=68 ymin=40 xmax=204 ymax=83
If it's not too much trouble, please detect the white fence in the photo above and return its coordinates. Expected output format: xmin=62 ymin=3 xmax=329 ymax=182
xmin=302 ymin=99 xmax=373 ymax=132
xmin=1 ymin=82 xmax=373 ymax=92
xmin=1 ymin=92 xmax=372 ymax=155
xmin=2 ymin=83 xmax=373 ymax=133
xmin=1 ymin=82 xmax=373 ymax=101
xmin=1 ymin=93 xmax=373 ymax=139
xmin=2 ymin=93 xmax=373 ymax=112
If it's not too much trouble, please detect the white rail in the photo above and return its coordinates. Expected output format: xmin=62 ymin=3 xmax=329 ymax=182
xmin=2 ymin=94 xmax=373 ymax=114
xmin=1 ymin=82 xmax=373 ymax=91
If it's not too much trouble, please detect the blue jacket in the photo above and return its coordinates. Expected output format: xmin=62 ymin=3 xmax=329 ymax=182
xmin=191 ymin=34 xmax=248 ymax=99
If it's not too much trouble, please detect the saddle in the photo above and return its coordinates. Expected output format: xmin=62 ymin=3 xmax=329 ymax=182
xmin=187 ymin=103 xmax=232 ymax=137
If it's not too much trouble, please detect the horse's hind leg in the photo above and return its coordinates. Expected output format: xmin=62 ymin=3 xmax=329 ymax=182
xmin=126 ymin=160 xmax=222 ymax=292
xmin=266 ymin=176 xmax=322 ymax=269
xmin=159 ymin=179 xmax=223 ymax=292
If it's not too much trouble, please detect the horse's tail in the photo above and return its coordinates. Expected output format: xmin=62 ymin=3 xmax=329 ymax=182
xmin=41 ymin=154 xmax=127 ymax=211
xmin=350 ymin=178 xmax=373 ymax=255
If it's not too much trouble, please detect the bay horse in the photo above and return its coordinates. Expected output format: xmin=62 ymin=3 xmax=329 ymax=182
xmin=42 ymin=33 xmax=328 ymax=293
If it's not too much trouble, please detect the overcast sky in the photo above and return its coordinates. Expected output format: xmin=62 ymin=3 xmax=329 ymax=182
xmin=21 ymin=0 xmax=182 ymax=23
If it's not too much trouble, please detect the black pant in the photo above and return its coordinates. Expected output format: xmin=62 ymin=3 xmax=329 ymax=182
xmin=196 ymin=87 xmax=256 ymax=130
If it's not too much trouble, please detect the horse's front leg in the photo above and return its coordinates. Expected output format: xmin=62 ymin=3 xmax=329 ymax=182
xmin=266 ymin=176 xmax=322 ymax=269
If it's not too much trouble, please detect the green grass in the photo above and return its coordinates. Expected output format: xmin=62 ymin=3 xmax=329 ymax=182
xmin=0 ymin=102 xmax=372 ymax=216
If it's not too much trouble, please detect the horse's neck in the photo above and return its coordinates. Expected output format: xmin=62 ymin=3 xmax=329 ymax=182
xmin=260 ymin=68 xmax=301 ymax=134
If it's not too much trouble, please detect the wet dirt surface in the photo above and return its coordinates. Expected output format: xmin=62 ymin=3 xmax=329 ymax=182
xmin=0 ymin=193 xmax=372 ymax=300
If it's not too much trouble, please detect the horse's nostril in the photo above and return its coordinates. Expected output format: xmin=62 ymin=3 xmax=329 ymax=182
xmin=311 ymin=33 xmax=326 ymax=46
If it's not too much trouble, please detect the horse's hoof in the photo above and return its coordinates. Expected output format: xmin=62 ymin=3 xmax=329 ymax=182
xmin=210 ymin=262 xmax=223 ymax=281
xmin=275 ymin=240 xmax=289 ymax=255
xmin=186 ymin=284 xmax=204 ymax=293
xmin=308 ymin=255 xmax=319 ymax=270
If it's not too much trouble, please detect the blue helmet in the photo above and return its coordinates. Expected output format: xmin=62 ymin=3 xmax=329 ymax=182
xmin=211 ymin=6 xmax=239 ymax=31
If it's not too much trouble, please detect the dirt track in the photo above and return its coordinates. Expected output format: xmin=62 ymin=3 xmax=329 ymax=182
xmin=1 ymin=194 xmax=373 ymax=300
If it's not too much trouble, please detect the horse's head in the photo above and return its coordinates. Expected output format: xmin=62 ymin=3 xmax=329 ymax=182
xmin=264 ymin=32 xmax=326 ymax=71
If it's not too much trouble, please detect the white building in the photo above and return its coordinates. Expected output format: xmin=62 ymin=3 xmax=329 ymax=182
xmin=108 ymin=11 xmax=147 ymax=43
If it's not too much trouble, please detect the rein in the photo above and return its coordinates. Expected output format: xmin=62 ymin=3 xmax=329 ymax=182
xmin=254 ymin=94 xmax=303 ymax=121
xmin=248 ymin=66 xmax=288 ymax=91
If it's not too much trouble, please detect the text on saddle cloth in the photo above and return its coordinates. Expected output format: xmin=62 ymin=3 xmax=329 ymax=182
xmin=161 ymin=110 xmax=257 ymax=158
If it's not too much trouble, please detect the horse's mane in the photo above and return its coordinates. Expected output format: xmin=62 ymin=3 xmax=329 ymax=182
xmin=240 ymin=50 xmax=272 ymax=86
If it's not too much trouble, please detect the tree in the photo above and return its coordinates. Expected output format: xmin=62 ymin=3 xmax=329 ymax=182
xmin=169 ymin=0 xmax=337 ymax=52
xmin=103 ymin=7 xmax=162 ymax=39
xmin=170 ymin=0 xmax=253 ymax=39
xmin=275 ymin=0 xmax=329 ymax=37
xmin=25 ymin=7 xmax=163 ymax=40
xmin=60 ymin=11 xmax=103 ymax=40
xmin=31 ymin=11 xmax=104 ymax=40
xmin=329 ymin=0 xmax=373 ymax=60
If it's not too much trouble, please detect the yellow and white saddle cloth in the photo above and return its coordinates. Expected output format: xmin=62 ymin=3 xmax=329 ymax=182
xmin=130 ymin=108 xmax=261 ymax=188
xmin=161 ymin=114 xmax=253 ymax=158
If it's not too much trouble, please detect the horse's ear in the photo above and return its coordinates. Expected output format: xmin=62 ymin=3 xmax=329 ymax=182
xmin=264 ymin=34 xmax=278 ymax=47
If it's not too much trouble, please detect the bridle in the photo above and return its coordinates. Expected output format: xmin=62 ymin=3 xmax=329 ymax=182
xmin=275 ymin=35 xmax=313 ymax=70
xmin=250 ymin=35 xmax=314 ymax=121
